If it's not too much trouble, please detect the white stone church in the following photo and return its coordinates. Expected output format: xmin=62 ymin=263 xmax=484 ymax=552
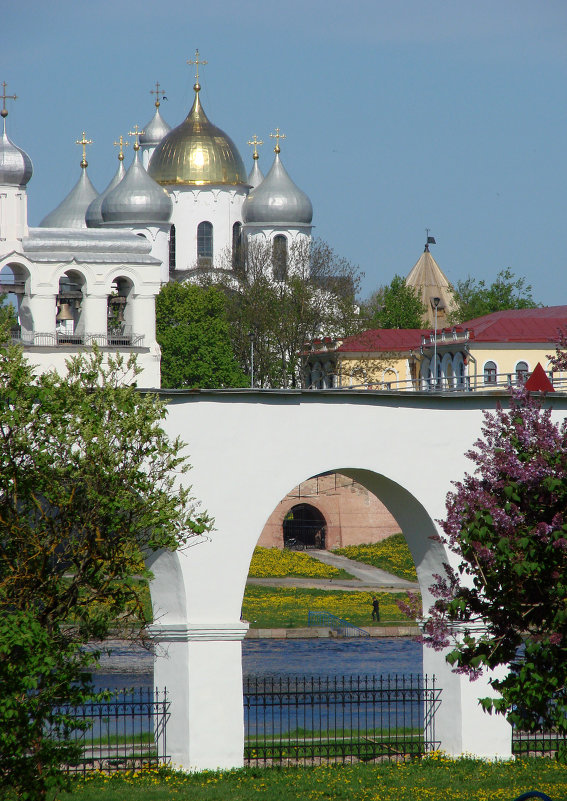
xmin=0 ymin=63 xmax=312 ymax=387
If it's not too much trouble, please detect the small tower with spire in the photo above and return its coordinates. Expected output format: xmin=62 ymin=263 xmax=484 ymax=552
xmin=141 ymin=85 xmax=172 ymax=169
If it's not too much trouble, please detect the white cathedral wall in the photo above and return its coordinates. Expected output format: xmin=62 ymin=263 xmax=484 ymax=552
xmin=0 ymin=187 xmax=29 ymax=241
xmin=169 ymin=186 xmax=247 ymax=271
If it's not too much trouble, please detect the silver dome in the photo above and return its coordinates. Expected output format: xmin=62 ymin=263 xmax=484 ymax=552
xmin=247 ymin=159 xmax=264 ymax=190
xmin=39 ymin=167 xmax=98 ymax=228
xmin=140 ymin=106 xmax=171 ymax=146
xmin=0 ymin=120 xmax=33 ymax=187
xmin=242 ymin=153 xmax=312 ymax=225
xmin=101 ymin=149 xmax=172 ymax=226
xmin=85 ymin=160 xmax=126 ymax=228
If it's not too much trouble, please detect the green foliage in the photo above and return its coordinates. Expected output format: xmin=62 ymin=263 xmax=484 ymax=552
xmin=362 ymin=275 xmax=427 ymax=329
xmin=333 ymin=534 xmax=418 ymax=582
xmin=0 ymin=343 xmax=210 ymax=798
xmin=213 ymin=238 xmax=364 ymax=388
xmin=0 ymin=611 xmax=99 ymax=800
xmin=156 ymin=282 xmax=247 ymax=388
xmin=449 ymin=267 xmax=539 ymax=324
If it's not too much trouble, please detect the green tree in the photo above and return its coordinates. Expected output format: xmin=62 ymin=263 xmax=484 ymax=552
xmin=362 ymin=275 xmax=427 ymax=329
xmin=213 ymin=238 xmax=363 ymax=388
xmin=421 ymin=387 xmax=567 ymax=732
xmin=156 ymin=282 xmax=247 ymax=389
xmin=449 ymin=268 xmax=539 ymax=324
xmin=0 ymin=343 xmax=210 ymax=798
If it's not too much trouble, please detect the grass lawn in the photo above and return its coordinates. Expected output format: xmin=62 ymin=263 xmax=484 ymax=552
xmin=242 ymin=585 xmax=418 ymax=628
xmin=333 ymin=535 xmax=418 ymax=582
xmin=249 ymin=547 xmax=355 ymax=580
xmin=59 ymin=758 xmax=567 ymax=801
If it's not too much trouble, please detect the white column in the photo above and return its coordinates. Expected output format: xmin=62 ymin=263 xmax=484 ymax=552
xmin=80 ymin=294 xmax=108 ymax=338
xmin=132 ymin=293 xmax=156 ymax=344
xmin=28 ymin=292 xmax=56 ymax=340
xmin=423 ymin=644 xmax=512 ymax=758
xmin=151 ymin=622 xmax=248 ymax=771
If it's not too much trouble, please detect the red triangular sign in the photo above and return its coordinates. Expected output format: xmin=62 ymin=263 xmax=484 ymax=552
xmin=524 ymin=362 xmax=555 ymax=392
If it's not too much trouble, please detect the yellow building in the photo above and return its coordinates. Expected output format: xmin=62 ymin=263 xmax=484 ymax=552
xmin=303 ymin=307 xmax=567 ymax=391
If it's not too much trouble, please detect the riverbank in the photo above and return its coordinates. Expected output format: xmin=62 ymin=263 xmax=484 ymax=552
xmin=245 ymin=625 xmax=419 ymax=638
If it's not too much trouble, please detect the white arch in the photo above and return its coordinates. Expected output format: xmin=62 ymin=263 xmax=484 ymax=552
xmin=147 ymin=390 xmax=539 ymax=770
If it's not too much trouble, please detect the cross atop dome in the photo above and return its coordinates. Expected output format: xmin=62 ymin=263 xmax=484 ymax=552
xmin=76 ymin=131 xmax=92 ymax=169
xmin=129 ymin=125 xmax=145 ymax=151
xmin=114 ymin=134 xmax=129 ymax=161
xmin=187 ymin=49 xmax=207 ymax=91
xmin=150 ymin=81 xmax=167 ymax=109
xmin=248 ymin=134 xmax=263 ymax=160
xmin=0 ymin=81 xmax=17 ymax=120
xmin=270 ymin=128 xmax=286 ymax=154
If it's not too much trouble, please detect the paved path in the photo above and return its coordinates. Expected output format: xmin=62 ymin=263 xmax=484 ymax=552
xmin=247 ymin=550 xmax=420 ymax=594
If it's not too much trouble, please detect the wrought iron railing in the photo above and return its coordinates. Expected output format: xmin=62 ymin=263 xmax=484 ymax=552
xmin=513 ymin=727 xmax=567 ymax=761
xmin=308 ymin=610 xmax=370 ymax=638
xmin=244 ymin=674 xmax=441 ymax=765
xmin=9 ymin=328 xmax=145 ymax=347
xmin=60 ymin=687 xmax=169 ymax=774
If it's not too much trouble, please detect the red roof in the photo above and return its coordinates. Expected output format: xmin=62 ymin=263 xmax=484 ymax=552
xmin=462 ymin=306 xmax=567 ymax=343
xmin=338 ymin=329 xmax=429 ymax=353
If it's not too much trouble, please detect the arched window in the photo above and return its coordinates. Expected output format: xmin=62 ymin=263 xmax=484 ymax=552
xmin=272 ymin=234 xmax=287 ymax=281
xmin=169 ymin=224 xmax=176 ymax=271
xmin=484 ymin=360 xmax=497 ymax=385
xmin=232 ymin=222 xmax=243 ymax=273
xmin=197 ymin=221 xmax=213 ymax=266
xmin=516 ymin=361 xmax=529 ymax=384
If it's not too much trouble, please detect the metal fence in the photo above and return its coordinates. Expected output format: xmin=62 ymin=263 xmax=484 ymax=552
xmin=61 ymin=687 xmax=170 ymax=775
xmin=513 ymin=728 xmax=567 ymax=761
xmin=308 ymin=610 xmax=370 ymax=638
xmin=244 ymin=674 xmax=441 ymax=765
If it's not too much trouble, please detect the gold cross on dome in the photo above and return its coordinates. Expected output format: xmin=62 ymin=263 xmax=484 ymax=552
xmin=0 ymin=81 xmax=17 ymax=118
xmin=187 ymin=49 xmax=207 ymax=83
xmin=114 ymin=134 xmax=129 ymax=161
xmin=76 ymin=131 xmax=93 ymax=168
xmin=128 ymin=124 xmax=145 ymax=150
xmin=270 ymin=128 xmax=286 ymax=154
xmin=247 ymin=134 xmax=263 ymax=160
xmin=150 ymin=81 xmax=166 ymax=108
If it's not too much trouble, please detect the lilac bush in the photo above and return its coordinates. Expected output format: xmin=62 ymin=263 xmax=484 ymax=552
xmin=421 ymin=387 xmax=567 ymax=730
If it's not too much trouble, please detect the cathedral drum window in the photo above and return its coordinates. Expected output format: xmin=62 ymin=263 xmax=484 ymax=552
xmin=197 ymin=221 xmax=213 ymax=266
xmin=272 ymin=234 xmax=288 ymax=281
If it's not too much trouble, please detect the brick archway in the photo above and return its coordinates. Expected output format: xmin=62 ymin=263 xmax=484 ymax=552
xmin=283 ymin=503 xmax=326 ymax=548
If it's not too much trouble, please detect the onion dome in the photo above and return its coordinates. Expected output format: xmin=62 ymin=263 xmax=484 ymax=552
xmin=242 ymin=144 xmax=312 ymax=225
xmin=86 ymin=137 xmax=128 ymax=228
xmin=40 ymin=132 xmax=98 ymax=228
xmin=101 ymin=137 xmax=172 ymax=226
xmin=0 ymin=109 xmax=33 ymax=187
xmin=247 ymin=134 xmax=264 ymax=189
xmin=140 ymin=104 xmax=171 ymax=147
xmin=148 ymin=81 xmax=247 ymax=186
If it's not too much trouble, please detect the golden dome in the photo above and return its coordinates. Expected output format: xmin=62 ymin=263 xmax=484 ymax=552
xmin=147 ymin=85 xmax=247 ymax=186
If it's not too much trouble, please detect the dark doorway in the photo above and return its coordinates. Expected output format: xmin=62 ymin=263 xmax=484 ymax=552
xmin=283 ymin=504 xmax=326 ymax=549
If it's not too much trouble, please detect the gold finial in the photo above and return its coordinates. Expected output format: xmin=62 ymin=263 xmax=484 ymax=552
xmin=186 ymin=48 xmax=207 ymax=91
xmin=1 ymin=81 xmax=17 ymax=119
xmin=248 ymin=134 xmax=264 ymax=161
xmin=128 ymin=124 xmax=145 ymax=151
xmin=76 ymin=131 xmax=93 ymax=168
xmin=150 ymin=81 xmax=166 ymax=109
xmin=270 ymin=127 xmax=286 ymax=154
xmin=114 ymin=134 xmax=129 ymax=161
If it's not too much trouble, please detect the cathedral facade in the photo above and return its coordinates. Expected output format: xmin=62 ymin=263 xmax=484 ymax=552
xmin=0 ymin=65 xmax=313 ymax=388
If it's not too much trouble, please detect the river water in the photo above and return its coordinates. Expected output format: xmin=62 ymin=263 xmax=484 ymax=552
xmin=93 ymin=637 xmax=423 ymax=691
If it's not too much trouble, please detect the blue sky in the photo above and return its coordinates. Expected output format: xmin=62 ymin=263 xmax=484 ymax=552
xmin=4 ymin=0 xmax=567 ymax=304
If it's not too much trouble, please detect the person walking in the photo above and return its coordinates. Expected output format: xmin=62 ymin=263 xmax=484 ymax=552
xmin=371 ymin=596 xmax=380 ymax=622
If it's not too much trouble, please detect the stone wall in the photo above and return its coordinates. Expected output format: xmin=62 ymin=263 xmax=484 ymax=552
xmin=257 ymin=472 xmax=401 ymax=549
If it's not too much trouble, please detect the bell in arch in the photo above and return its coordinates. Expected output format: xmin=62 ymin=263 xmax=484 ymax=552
xmin=56 ymin=301 xmax=74 ymax=322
